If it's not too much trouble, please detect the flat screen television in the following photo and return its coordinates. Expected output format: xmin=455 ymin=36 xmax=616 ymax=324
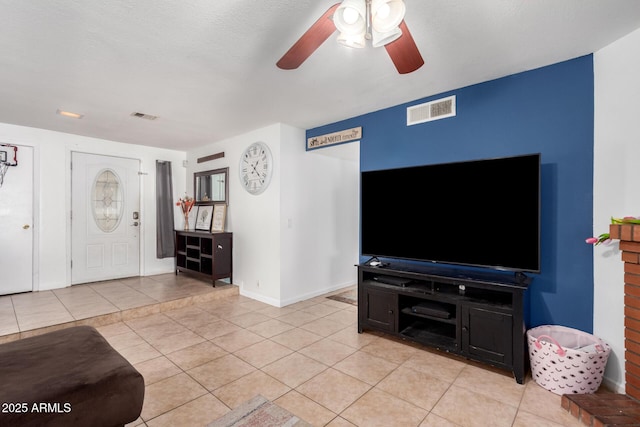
xmin=360 ymin=153 xmax=541 ymax=273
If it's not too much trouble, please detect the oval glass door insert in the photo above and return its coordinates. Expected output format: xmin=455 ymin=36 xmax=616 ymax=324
xmin=92 ymin=168 xmax=123 ymax=232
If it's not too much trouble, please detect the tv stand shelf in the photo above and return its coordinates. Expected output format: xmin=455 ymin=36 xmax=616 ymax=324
xmin=400 ymin=307 xmax=456 ymax=324
xmin=357 ymin=263 xmax=531 ymax=384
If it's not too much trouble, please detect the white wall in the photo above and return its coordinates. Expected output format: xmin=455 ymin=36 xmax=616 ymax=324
xmin=594 ymin=27 xmax=640 ymax=392
xmin=0 ymin=122 xmax=186 ymax=291
xmin=187 ymin=123 xmax=359 ymax=306
xmin=279 ymin=132 xmax=360 ymax=305
xmin=188 ymin=124 xmax=283 ymax=304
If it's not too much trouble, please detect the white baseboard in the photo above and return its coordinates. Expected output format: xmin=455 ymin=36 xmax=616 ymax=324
xmin=601 ymin=376 xmax=624 ymax=394
xmin=240 ymin=281 xmax=355 ymax=308
xmin=280 ymin=281 xmax=355 ymax=307
xmin=239 ymin=288 xmax=282 ymax=307
xmin=143 ymin=267 xmax=175 ymax=277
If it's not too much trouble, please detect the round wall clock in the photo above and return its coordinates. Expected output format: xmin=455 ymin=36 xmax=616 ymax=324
xmin=239 ymin=141 xmax=273 ymax=195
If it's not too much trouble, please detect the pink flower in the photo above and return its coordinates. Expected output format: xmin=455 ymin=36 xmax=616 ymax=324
xmin=586 ymin=233 xmax=612 ymax=246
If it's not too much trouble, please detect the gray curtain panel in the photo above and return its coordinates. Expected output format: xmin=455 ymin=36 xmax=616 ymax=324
xmin=156 ymin=160 xmax=175 ymax=258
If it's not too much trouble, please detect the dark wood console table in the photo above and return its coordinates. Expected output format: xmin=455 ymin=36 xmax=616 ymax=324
xmin=357 ymin=262 xmax=531 ymax=383
xmin=175 ymin=230 xmax=232 ymax=285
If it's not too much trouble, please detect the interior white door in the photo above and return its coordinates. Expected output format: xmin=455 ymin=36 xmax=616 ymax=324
xmin=0 ymin=144 xmax=33 ymax=295
xmin=71 ymin=152 xmax=140 ymax=284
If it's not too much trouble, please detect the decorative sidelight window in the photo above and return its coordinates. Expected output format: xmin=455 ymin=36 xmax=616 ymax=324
xmin=92 ymin=169 xmax=123 ymax=232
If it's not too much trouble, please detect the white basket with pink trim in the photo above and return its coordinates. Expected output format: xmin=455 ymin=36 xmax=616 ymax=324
xmin=527 ymin=325 xmax=611 ymax=395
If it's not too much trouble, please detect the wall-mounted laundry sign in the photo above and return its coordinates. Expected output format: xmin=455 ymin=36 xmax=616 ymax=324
xmin=307 ymin=127 xmax=362 ymax=150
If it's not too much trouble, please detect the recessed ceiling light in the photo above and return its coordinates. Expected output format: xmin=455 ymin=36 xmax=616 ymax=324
xmin=56 ymin=109 xmax=84 ymax=119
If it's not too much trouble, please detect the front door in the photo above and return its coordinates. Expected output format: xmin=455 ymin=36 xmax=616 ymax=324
xmin=0 ymin=144 xmax=33 ymax=295
xmin=71 ymin=152 xmax=140 ymax=284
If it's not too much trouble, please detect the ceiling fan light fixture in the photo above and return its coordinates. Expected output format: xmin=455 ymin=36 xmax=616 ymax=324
xmin=276 ymin=0 xmax=423 ymax=73
xmin=337 ymin=31 xmax=366 ymax=48
xmin=371 ymin=0 xmax=405 ymax=33
xmin=371 ymin=26 xmax=402 ymax=48
xmin=342 ymin=7 xmax=360 ymax=25
xmin=334 ymin=0 xmax=367 ymax=36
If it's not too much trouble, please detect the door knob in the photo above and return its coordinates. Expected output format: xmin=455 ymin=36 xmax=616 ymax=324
xmin=131 ymin=221 xmax=139 ymax=226
xmin=23 ymin=224 xmax=30 ymax=229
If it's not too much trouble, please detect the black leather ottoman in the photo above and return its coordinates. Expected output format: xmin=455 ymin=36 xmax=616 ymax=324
xmin=0 ymin=325 xmax=144 ymax=427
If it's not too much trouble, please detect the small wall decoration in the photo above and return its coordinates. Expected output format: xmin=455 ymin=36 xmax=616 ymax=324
xmin=307 ymin=126 xmax=362 ymax=149
xmin=195 ymin=205 xmax=213 ymax=231
xmin=211 ymin=204 xmax=227 ymax=232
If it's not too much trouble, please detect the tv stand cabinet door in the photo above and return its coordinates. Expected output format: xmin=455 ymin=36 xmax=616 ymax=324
xmin=359 ymin=285 xmax=397 ymax=333
xmin=461 ymin=305 xmax=513 ymax=367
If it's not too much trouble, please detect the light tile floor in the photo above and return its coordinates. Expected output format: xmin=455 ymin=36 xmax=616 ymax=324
xmin=0 ymin=274 xmax=584 ymax=427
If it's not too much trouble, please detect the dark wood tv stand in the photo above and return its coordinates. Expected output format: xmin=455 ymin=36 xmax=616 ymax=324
xmin=357 ymin=262 xmax=531 ymax=383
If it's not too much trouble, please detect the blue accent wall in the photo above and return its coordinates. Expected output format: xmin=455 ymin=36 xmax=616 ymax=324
xmin=307 ymin=55 xmax=595 ymax=332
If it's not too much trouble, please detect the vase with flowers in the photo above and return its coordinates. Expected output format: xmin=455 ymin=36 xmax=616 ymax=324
xmin=176 ymin=195 xmax=195 ymax=230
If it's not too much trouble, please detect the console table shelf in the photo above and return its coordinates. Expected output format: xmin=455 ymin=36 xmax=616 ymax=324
xmin=175 ymin=230 xmax=232 ymax=285
xmin=357 ymin=262 xmax=531 ymax=383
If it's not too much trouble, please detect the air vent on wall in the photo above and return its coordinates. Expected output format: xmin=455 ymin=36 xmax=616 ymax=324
xmin=130 ymin=112 xmax=158 ymax=120
xmin=407 ymin=95 xmax=456 ymax=126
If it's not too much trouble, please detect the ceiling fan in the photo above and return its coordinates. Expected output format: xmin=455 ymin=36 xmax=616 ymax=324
xmin=277 ymin=0 xmax=424 ymax=74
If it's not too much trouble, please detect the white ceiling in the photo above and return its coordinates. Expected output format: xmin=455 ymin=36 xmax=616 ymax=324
xmin=1 ymin=1 xmax=640 ymax=151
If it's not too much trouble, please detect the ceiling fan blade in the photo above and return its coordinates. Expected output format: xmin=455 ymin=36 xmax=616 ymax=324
xmin=277 ymin=3 xmax=340 ymax=70
xmin=384 ymin=21 xmax=424 ymax=74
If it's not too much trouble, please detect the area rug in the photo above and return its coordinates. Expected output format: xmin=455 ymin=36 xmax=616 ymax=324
xmin=326 ymin=288 xmax=357 ymax=305
xmin=207 ymin=395 xmax=312 ymax=427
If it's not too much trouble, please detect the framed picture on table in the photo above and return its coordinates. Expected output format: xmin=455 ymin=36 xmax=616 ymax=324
xmin=211 ymin=204 xmax=227 ymax=232
xmin=195 ymin=205 xmax=213 ymax=231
